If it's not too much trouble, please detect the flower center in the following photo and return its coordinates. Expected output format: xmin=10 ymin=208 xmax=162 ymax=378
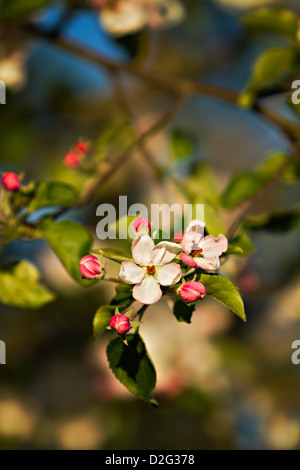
xmin=146 ymin=265 xmax=156 ymax=275
xmin=191 ymin=248 xmax=203 ymax=257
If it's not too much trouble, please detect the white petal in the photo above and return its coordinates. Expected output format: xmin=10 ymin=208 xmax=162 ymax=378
xmin=119 ymin=262 xmax=145 ymax=284
xmin=185 ymin=219 xmax=206 ymax=234
xmin=195 ymin=256 xmax=220 ymax=271
xmin=181 ymin=231 xmax=200 ymax=254
xmin=151 ymin=241 xmax=181 ymax=266
xmin=181 ymin=220 xmax=206 ymax=253
xmin=133 ymin=277 xmax=162 ymax=305
xmin=156 ymin=263 xmax=182 ymax=286
xmin=131 ymin=234 xmax=154 ymax=266
xmin=199 ymin=234 xmax=228 ymax=258
xmin=100 ymin=2 xmax=146 ymax=37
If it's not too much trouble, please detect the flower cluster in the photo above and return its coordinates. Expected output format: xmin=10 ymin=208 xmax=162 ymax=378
xmin=80 ymin=217 xmax=228 ymax=307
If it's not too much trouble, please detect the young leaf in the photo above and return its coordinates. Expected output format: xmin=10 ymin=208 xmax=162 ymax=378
xmin=110 ymin=284 xmax=134 ymax=310
xmin=226 ymin=233 xmax=254 ymax=256
xmin=93 ymin=305 xmax=116 ymax=339
xmin=91 ymin=248 xmax=133 ymax=264
xmin=221 ymin=172 xmax=265 ymax=209
xmin=249 ymin=47 xmax=294 ymax=90
xmin=28 ymin=182 xmax=79 ymax=212
xmin=106 ymin=333 xmax=157 ymax=404
xmin=40 ymin=218 xmax=95 ymax=287
xmin=171 ymin=130 xmax=194 ymax=160
xmin=242 ymin=9 xmax=298 ymax=38
xmin=0 ymin=261 xmax=55 ymax=309
xmin=173 ymin=299 xmax=196 ymax=323
xmin=200 ymin=274 xmax=246 ymax=322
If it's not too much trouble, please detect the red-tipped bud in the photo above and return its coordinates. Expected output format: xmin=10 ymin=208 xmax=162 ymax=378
xmin=63 ymin=151 xmax=82 ymax=169
xmin=174 ymin=232 xmax=183 ymax=242
xmin=133 ymin=216 xmax=151 ymax=234
xmin=180 ymin=281 xmax=206 ymax=303
xmin=75 ymin=141 xmax=89 ymax=154
xmin=79 ymin=255 xmax=101 ymax=279
xmin=109 ymin=314 xmax=131 ymax=335
xmin=1 ymin=172 xmax=21 ymax=192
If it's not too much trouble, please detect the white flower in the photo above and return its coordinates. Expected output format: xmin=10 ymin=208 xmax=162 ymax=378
xmin=119 ymin=234 xmax=182 ymax=304
xmin=179 ymin=220 xmax=228 ymax=271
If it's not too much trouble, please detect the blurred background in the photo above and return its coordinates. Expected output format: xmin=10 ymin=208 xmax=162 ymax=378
xmin=1 ymin=0 xmax=300 ymax=450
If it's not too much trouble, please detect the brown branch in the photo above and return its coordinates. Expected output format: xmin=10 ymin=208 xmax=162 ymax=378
xmin=77 ymin=93 xmax=189 ymax=206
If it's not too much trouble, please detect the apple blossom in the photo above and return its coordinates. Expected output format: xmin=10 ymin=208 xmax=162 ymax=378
xmin=179 ymin=220 xmax=228 ymax=271
xmin=1 ymin=172 xmax=21 ymax=192
xmin=79 ymin=254 xmax=102 ymax=279
xmin=110 ymin=314 xmax=132 ymax=335
xmin=119 ymin=234 xmax=182 ymax=304
xmin=180 ymin=281 xmax=206 ymax=303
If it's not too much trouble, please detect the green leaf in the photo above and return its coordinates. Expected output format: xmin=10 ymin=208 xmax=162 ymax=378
xmin=171 ymin=130 xmax=194 ymax=160
xmin=227 ymin=233 xmax=254 ymax=256
xmin=28 ymin=182 xmax=79 ymax=212
xmin=0 ymin=261 xmax=55 ymax=309
xmin=106 ymin=333 xmax=157 ymax=404
xmin=93 ymin=305 xmax=116 ymax=339
xmin=173 ymin=299 xmax=196 ymax=323
xmin=258 ymin=152 xmax=298 ymax=182
xmin=200 ymin=274 xmax=246 ymax=322
xmin=91 ymin=248 xmax=133 ymax=263
xmin=110 ymin=284 xmax=134 ymax=310
xmin=250 ymin=48 xmax=294 ymax=90
xmin=239 ymin=47 xmax=294 ymax=106
xmin=0 ymin=0 xmax=50 ymax=19
xmin=40 ymin=218 xmax=95 ymax=286
xmin=242 ymin=8 xmax=298 ymax=38
xmin=221 ymin=172 xmax=265 ymax=209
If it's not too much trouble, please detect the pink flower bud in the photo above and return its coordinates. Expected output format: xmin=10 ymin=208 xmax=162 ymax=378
xmin=174 ymin=232 xmax=183 ymax=242
xmin=109 ymin=314 xmax=131 ymax=335
xmin=133 ymin=216 xmax=151 ymax=233
xmin=180 ymin=281 xmax=206 ymax=303
xmin=1 ymin=172 xmax=21 ymax=192
xmin=75 ymin=141 xmax=89 ymax=154
xmin=63 ymin=151 xmax=81 ymax=169
xmin=79 ymin=255 xmax=101 ymax=279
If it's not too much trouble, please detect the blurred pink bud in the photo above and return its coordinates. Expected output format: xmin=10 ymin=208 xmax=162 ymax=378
xmin=1 ymin=172 xmax=21 ymax=192
xmin=63 ymin=151 xmax=81 ymax=169
xmin=79 ymin=255 xmax=101 ymax=279
xmin=109 ymin=314 xmax=131 ymax=335
xmin=75 ymin=141 xmax=89 ymax=154
xmin=180 ymin=281 xmax=206 ymax=303
xmin=174 ymin=232 xmax=183 ymax=242
xmin=133 ymin=216 xmax=151 ymax=233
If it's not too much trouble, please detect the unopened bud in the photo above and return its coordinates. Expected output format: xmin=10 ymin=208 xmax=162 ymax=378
xmin=63 ymin=151 xmax=81 ymax=169
xmin=109 ymin=314 xmax=131 ymax=335
xmin=79 ymin=255 xmax=101 ymax=279
xmin=133 ymin=216 xmax=151 ymax=234
xmin=1 ymin=172 xmax=21 ymax=192
xmin=75 ymin=141 xmax=89 ymax=154
xmin=180 ymin=281 xmax=206 ymax=303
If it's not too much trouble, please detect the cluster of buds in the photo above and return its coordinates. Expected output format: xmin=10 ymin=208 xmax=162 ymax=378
xmin=63 ymin=140 xmax=90 ymax=169
xmin=1 ymin=172 xmax=21 ymax=192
